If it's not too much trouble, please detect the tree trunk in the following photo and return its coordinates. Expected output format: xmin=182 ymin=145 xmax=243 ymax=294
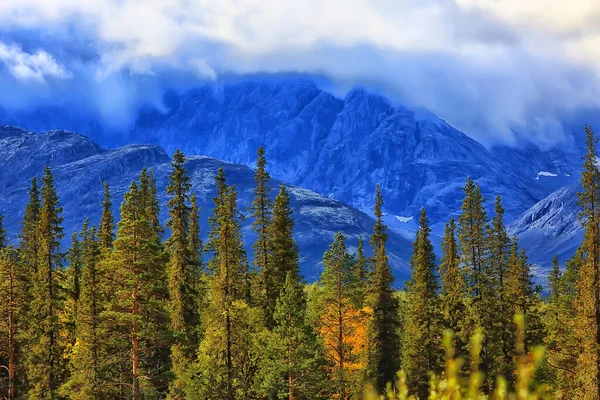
xmin=132 ymin=296 xmax=140 ymax=400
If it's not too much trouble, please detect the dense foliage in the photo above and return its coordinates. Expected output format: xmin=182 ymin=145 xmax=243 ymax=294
xmin=1 ymin=129 xmax=600 ymax=399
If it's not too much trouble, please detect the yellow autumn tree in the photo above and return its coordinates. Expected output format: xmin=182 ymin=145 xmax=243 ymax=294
xmin=317 ymin=232 xmax=371 ymax=399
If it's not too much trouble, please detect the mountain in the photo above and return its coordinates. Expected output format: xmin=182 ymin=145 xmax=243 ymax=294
xmin=509 ymin=181 xmax=581 ymax=272
xmin=0 ymin=79 xmax=575 ymax=236
xmin=0 ymin=125 xmax=412 ymax=282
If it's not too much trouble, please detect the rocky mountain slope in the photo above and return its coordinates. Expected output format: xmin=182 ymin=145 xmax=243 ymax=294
xmin=0 ymin=126 xmax=412 ymax=282
xmin=509 ymin=181 xmax=581 ymax=270
xmin=0 ymin=79 xmax=578 ymax=235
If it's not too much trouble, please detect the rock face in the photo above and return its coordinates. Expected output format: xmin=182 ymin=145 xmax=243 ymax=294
xmin=1 ymin=79 xmax=574 ymax=232
xmin=0 ymin=126 xmax=412 ymax=282
xmin=509 ymin=181 xmax=581 ymax=269
xmin=126 ymin=81 xmax=557 ymax=228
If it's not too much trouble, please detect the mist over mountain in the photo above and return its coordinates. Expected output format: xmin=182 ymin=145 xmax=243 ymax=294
xmin=0 ymin=78 xmax=581 ymax=234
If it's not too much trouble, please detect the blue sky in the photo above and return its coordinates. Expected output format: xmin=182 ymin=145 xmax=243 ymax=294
xmin=0 ymin=0 xmax=599 ymax=147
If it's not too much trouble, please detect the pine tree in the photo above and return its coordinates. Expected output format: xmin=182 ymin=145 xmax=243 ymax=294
xmin=139 ymin=167 xmax=163 ymax=242
xmin=98 ymin=181 xmax=115 ymax=252
xmin=26 ymin=166 xmax=65 ymax=399
xmin=165 ymin=149 xmax=198 ymax=398
xmin=545 ymin=253 xmax=580 ymax=395
xmin=188 ymin=193 xmax=204 ymax=314
xmin=318 ymin=232 xmax=367 ymax=399
xmin=19 ymin=177 xmax=40 ymax=292
xmin=264 ymin=185 xmax=300 ymax=327
xmin=366 ymin=185 xmax=401 ymax=391
xmin=354 ymin=237 xmax=369 ymax=293
xmin=488 ymin=195 xmax=513 ymax=379
xmin=439 ymin=218 xmax=468 ymax=358
xmin=250 ymin=147 xmax=273 ymax=312
xmin=191 ymin=172 xmax=262 ymax=400
xmin=574 ymin=125 xmax=600 ymax=398
xmin=457 ymin=178 xmax=497 ymax=386
xmin=104 ymin=177 xmax=169 ymax=399
xmin=64 ymin=229 xmax=83 ymax=353
xmin=259 ymin=271 xmax=326 ymax=399
xmin=402 ymin=209 xmax=442 ymax=398
xmin=62 ymin=225 xmax=104 ymax=399
xmin=548 ymin=255 xmax=561 ymax=304
xmin=0 ymin=246 xmax=24 ymax=400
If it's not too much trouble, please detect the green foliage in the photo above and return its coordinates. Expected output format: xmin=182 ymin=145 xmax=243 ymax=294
xmin=366 ymin=185 xmax=401 ymax=391
xmin=257 ymin=272 xmax=327 ymax=399
xmin=98 ymin=181 xmax=115 ymax=252
xmin=165 ymin=149 xmax=200 ymax=398
xmin=26 ymin=166 xmax=66 ymax=399
xmin=264 ymin=185 xmax=300 ymax=327
xmin=402 ymin=209 xmax=442 ymax=398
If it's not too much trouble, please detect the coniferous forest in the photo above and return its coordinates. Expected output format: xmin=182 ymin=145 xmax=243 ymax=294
xmin=4 ymin=126 xmax=600 ymax=400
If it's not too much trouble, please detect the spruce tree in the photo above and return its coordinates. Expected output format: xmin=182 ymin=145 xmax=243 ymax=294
xmin=264 ymin=185 xmax=300 ymax=327
xmin=402 ymin=209 xmax=442 ymax=398
xmin=98 ymin=181 xmax=115 ymax=252
xmin=548 ymin=254 xmax=561 ymax=304
xmin=165 ymin=149 xmax=197 ymax=398
xmin=489 ymin=195 xmax=512 ymax=379
xmin=574 ymin=125 xmax=600 ymax=398
xmin=250 ymin=147 xmax=273 ymax=312
xmin=64 ymin=229 xmax=83 ymax=353
xmin=366 ymin=185 xmax=401 ymax=391
xmin=19 ymin=177 xmax=40 ymax=290
xmin=27 ymin=166 xmax=65 ymax=399
xmin=545 ymin=253 xmax=580 ymax=395
xmin=457 ymin=178 xmax=497 ymax=386
xmin=62 ymin=225 xmax=104 ymax=399
xmin=439 ymin=218 xmax=468 ymax=358
xmin=259 ymin=271 xmax=326 ymax=399
xmin=191 ymin=172 xmax=262 ymax=400
xmin=104 ymin=177 xmax=169 ymax=399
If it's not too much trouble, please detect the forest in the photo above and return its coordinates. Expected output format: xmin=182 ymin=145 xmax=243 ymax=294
xmin=1 ymin=126 xmax=600 ymax=400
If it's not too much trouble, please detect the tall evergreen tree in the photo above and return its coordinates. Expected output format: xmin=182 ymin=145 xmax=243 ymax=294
xmin=191 ymin=172 xmax=262 ymax=400
xmin=545 ymin=253 xmax=580 ymax=396
xmin=98 ymin=181 xmax=115 ymax=252
xmin=402 ymin=209 xmax=442 ymax=398
xmin=439 ymin=218 xmax=468 ymax=357
xmin=165 ymin=149 xmax=198 ymax=398
xmin=366 ymin=185 xmax=401 ymax=391
xmin=104 ymin=177 xmax=169 ymax=399
xmin=64 ymin=229 xmax=83 ymax=354
xmin=264 ymin=185 xmax=300 ymax=327
xmin=62 ymin=225 xmax=104 ymax=399
xmin=457 ymin=178 xmax=497 ymax=386
xmin=574 ymin=125 xmax=600 ymax=398
xmin=19 ymin=177 xmax=40 ymax=287
xmin=548 ymin=255 xmax=561 ymax=304
xmin=27 ymin=166 xmax=65 ymax=399
xmin=259 ymin=271 xmax=326 ymax=399
xmin=250 ymin=147 xmax=273 ymax=311
xmin=488 ymin=195 xmax=513 ymax=379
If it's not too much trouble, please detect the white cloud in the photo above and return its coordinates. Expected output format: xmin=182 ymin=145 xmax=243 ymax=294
xmin=0 ymin=42 xmax=70 ymax=82
xmin=0 ymin=0 xmax=598 ymax=145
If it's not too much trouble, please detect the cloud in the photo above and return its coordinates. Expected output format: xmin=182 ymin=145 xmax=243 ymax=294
xmin=0 ymin=41 xmax=70 ymax=82
xmin=0 ymin=0 xmax=598 ymax=146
